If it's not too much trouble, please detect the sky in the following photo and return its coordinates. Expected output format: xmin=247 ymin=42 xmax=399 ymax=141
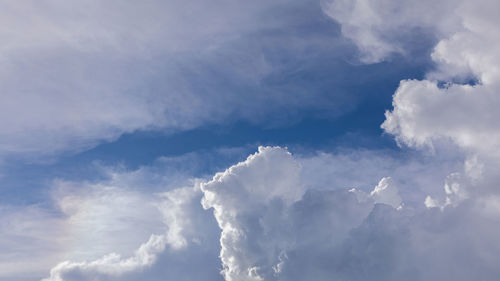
xmin=1 ymin=0 xmax=500 ymax=280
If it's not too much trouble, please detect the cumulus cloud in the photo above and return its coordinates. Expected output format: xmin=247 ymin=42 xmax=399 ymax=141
xmin=383 ymin=80 xmax=498 ymax=152
xmin=321 ymin=0 xmax=500 ymax=278
xmin=201 ymin=146 xmax=304 ymax=281
xmin=382 ymin=78 xmax=500 ymax=159
xmin=16 ymin=143 xmax=495 ymax=281
xmin=373 ymin=0 xmax=500 ymax=213
xmin=324 ymin=0 xmax=500 ymax=160
xmin=298 ymin=148 xmax=463 ymax=205
xmin=324 ymin=0 xmax=500 ymax=196
xmin=200 ymin=147 xmax=500 ymax=281
xmin=42 ymin=234 xmax=168 ymax=281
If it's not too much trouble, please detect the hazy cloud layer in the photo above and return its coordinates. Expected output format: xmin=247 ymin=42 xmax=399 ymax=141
xmin=322 ymin=0 xmax=461 ymax=63
xmin=0 ymin=0 xmax=361 ymax=158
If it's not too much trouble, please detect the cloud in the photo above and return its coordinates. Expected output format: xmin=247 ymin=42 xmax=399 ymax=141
xmin=0 ymin=154 xmax=221 ymax=281
xmin=0 ymin=205 xmax=67 ymax=281
xmin=34 ymin=180 xmax=167 ymax=281
xmin=1 ymin=143 xmax=487 ymax=281
xmin=369 ymin=177 xmax=402 ymax=208
xmin=200 ymin=146 xmax=500 ymax=281
xmin=42 ymin=234 xmax=167 ymax=281
xmin=321 ymin=1 xmax=500 ymax=278
xmin=370 ymin=0 xmax=500 ymax=206
xmin=298 ymin=148 xmax=462 ymax=205
xmin=12 ymin=1 xmax=500 ymax=280
xmin=234 ymin=148 xmax=500 ymax=281
xmin=382 ymin=79 xmax=500 ymax=158
xmin=0 ymin=148 xmax=245 ymax=280
xmin=0 ymin=186 xmax=165 ymax=281
xmin=201 ymin=146 xmax=304 ymax=281
xmin=0 ymin=0 xmax=363 ymax=159
xmin=30 ymin=147 xmax=406 ymax=280
xmin=324 ymin=0 xmax=500 ymax=198
xmin=321 ymin=0 xmax=462 ymax=63
xmin=324 ymin=0 xmax=500 ymax=159
xmin=39 ymin=181 xmax=219 ymax=281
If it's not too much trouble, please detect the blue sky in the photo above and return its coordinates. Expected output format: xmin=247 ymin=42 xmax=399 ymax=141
xmin=2 ymin=1 xmax=500 ymax=281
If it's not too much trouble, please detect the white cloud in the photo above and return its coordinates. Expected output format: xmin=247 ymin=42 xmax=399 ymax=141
xmin=7 ymin=155 xmax=223 ymax=281
xmin=382 ymin=79 xmax=500 ymax=158
xmin=201 ymin=146 xmax=304 ymax=281
xmin=0 ymin=148 xmax=250 ymax=280
xmin=200 ymin=146 xmax=500 ymax=281
xmin=0 ymin=144 xmax=490 ymax=281
xmin=42 ymin=234 xmax=168 ymax=281
xmin=37 ymin=146 xmax=410 ymax=281
xmin=324 ymin=0 xmax=500 ymax=195
xmin=321 ymin=1 xmax=500 ymax=278
xmin=374 ymin=0 xmax=500 ymax=215
xmin=298 ymin=148 xmax=462 ymax=205
xmin=324 ymin=0 xmax=500 ymax=160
